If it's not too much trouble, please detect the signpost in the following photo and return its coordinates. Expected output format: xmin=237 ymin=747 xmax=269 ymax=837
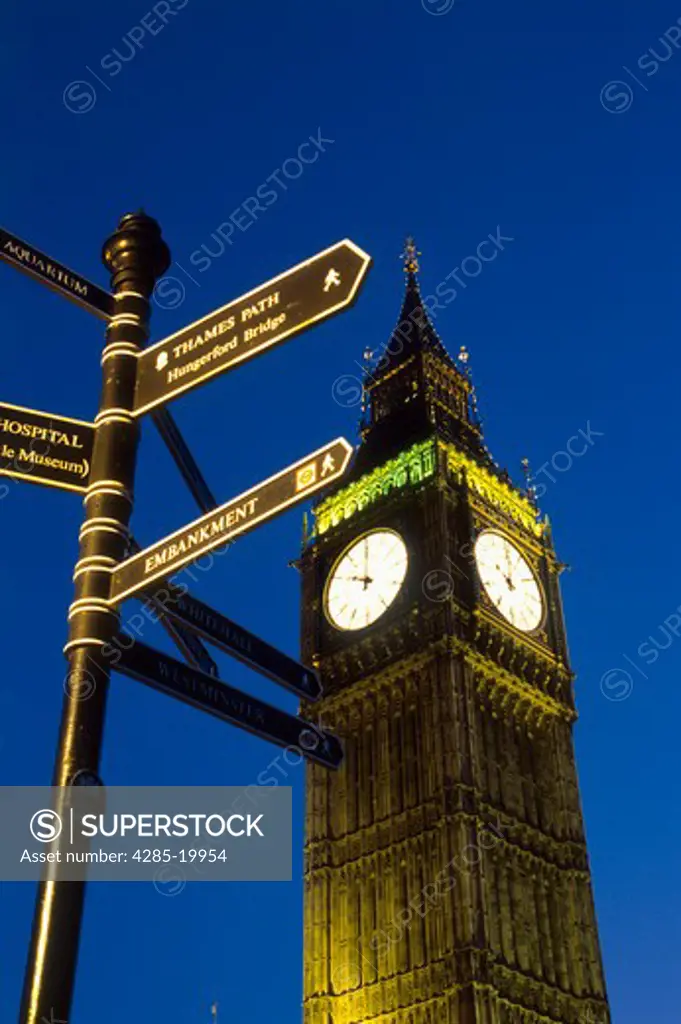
xmin=133 ymin=239 xmax=371 ymax=416
xmin=109 ymin=437 xmax=353 ymax=605
xmin=0 ymin=225 xmax=113 ymax=319
xmin=16 ymin=214 xmax=171 ymax=1024
xmin=115 ymin=640 xmax=342 ymax=769
xmin=0 ymin=213 xmax=371 ymax=1024
xmin=154 ymin=586 xmax=321 ymax=701
xmin=0 ymin=401 xmax=94 ymax=493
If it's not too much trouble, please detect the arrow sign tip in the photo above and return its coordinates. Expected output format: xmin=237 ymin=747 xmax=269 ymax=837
xmin=339 ymin=237 xmax=372 ymax=275
xmin=299 ymin=725 xmax=343 ymax=769
xmin=300 ymin=668 xmax=322 ymax=700
xmin=335 ymin=436 xmax=354 ymax=473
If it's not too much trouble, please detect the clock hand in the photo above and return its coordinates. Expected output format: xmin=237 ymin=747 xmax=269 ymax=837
xmin=350 ymin=574 xmax=374 ymax=590
xmin=496 ymin=562 xmax=515 ymax=591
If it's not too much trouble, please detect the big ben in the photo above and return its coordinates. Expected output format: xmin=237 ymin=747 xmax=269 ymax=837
xmin=299 ymin=242 xmax=610 ymax=1024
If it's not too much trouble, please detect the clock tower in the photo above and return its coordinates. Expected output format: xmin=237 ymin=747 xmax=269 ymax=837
xmin=299 ymin=242 xmax=610 ymax=1024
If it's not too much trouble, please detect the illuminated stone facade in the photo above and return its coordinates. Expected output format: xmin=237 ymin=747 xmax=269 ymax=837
xmin=299 ymin=252 xmax=610 ymax=1024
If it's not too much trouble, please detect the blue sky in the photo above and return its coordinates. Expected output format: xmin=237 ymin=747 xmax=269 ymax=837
xmin=1 ymin=0 xmax=681 ymax=1020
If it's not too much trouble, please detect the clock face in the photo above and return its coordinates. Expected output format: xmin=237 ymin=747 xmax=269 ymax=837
xmin=324 ymin=529 xmax=408 ymax=631
xmin=474 ymin=531 xmax=543 ymax=632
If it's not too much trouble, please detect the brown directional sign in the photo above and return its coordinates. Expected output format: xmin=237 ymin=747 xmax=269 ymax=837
xmin=155 ymin=587 xmax=321 ymax=700
xmin=133 ymin=239 xmax=371 ymax=417
xmin=115 ymin=639 xmax=343 ymax=769
xmin=0 ymin=226 xmax=113 ymax=319
xmin=0 ymin=401 xmax=94 ymax=493
xmin=109 ymin=437 xmax=353 ymax=605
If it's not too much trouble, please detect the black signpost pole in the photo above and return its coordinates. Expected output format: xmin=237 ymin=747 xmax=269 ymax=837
xmin=19 ymin=212 xmax=170 ymax=1024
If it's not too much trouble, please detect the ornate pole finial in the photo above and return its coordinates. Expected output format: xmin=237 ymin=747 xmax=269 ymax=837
xmin=401 ymin=236 xmax=421 ymax=275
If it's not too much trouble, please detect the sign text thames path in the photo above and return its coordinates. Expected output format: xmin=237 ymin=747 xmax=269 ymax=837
xmin=133 ymin=239 xmax=371 ymax=416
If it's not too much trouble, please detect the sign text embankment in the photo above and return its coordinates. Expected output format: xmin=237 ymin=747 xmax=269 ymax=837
xmin=109 ymin=437 xmax=353 ymax=604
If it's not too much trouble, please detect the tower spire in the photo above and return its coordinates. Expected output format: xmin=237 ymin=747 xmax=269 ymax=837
xmin=401 ymin=236 xmax=421 ymax=277
xmin=350 ymin=235 xmax=494 ymax=476
xmin=377 ymin=236 xmax=451 ymax=371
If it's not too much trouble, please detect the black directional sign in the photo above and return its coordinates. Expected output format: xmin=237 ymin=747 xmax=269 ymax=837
xmin=0 ymin=226 xmax=113 ymax=319
xmin=109 ymin=437 xmax=353 ymax=605
xmin=115 ymin=639 xmax=343 ymax=769
xmin=156 ymin=587 xmax=321 ymax=700
xmin=0 ymin=401 xmax=94 ymax=493
xmin=133 ymin=239 xmax=371 ymax=417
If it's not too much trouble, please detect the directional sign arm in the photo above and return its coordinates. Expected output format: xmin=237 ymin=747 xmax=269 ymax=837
xmin=150 ymin=583 xmax=321 ymax=701
xmin=109 ymin=437 xmax=353 ymax=605
xmin=0 ymin=226 xmax=113 ymax=319
xmin=0 ymin=401 xmax=94 ymax=493
xmin=151 ymin=407 xmax=217 ymax=513
xmin=115 ymin=638 xmax=343 ymax=769
xmin=133 ymin=239 xmax=371 ymax=417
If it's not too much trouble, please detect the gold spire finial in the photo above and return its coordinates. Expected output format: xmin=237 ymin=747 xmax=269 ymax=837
xmin=401 ymin=236 xmax=420 ymax=275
